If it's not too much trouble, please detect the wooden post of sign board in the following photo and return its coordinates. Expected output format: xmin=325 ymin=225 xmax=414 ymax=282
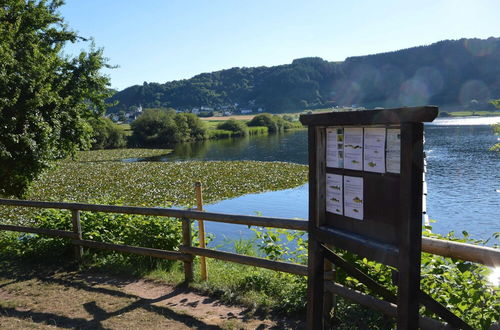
xmin=397 ymin=123 xmax=423 ymax=329
xmin=307 ymin=125 xmax=325 ymax=330
xmin=300 ymin=106 xmax=438 ymax=329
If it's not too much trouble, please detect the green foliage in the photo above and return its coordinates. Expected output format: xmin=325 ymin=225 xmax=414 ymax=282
xmin=0 ymin=0 xmax=113 ymax=197
xmin=490 ymin=99 xmax=500 ymax=151
xmin=248 ymin=114 xmax=279 ymax=132
xmin=491 ymin=99 xmax=500 ymax=109
xmin=1 ymin=208 xmax=182 ymax=269
xmin=130 ymin=109 xmax=207 ymax=146
xmin=216 ymin=119 xmax=248 ymax=137
xmin=88 ymin=117 xmax=127 ymax=149
xmin=249 ymin=226 xmax=499 ymax=328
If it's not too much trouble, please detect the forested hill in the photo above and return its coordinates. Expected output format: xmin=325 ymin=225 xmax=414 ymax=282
xmin=107 ymin=37 xmax=500 ymax=113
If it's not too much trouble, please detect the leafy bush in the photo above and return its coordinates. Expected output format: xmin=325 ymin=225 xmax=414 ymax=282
xmin=490 ymin=123 xmax=500 ymax=151
xmin=130 ymin=109 xmax=207 ymax=147
xmin=247 ymin=113 xmax=302 ymax=132
xmin=250 ymin=226 xmax=499 ymax=328
xmin=216 ymin=119 xmax=248 ymax=137
xmin=88 ymin=117 xmax=127 ymax=149
xmin=0 ymin=208 xmax=183 ymax=270
xmin=248 ymin=113 xmax=279 ymax=132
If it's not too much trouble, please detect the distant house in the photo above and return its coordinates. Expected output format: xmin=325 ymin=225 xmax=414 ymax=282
xmin=192 ymin=107 xmax=200 ymax=115
xmin=240 ymin=109 xmax=252 ymax=114
xmin=257 ymin=108 xmax=264 ymax=113
xmin=223 ymin=111 xmax=233 ymax=116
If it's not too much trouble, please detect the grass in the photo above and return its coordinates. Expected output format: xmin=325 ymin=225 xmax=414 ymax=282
xmin=445 ymin=110 xmax=500 ymax=117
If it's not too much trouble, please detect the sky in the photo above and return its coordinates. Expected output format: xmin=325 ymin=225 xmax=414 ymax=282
xmin=59 ymin=0 xmax=500 ymax=91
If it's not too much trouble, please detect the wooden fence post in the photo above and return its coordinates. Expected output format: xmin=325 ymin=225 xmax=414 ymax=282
xmin=71 ymin=209 xmax=83 ymax=261
xmin=194 ymin=182 xmax=208 ymax=281
xmin=182 ymin=217 xmax=194 ymax=283
xmin=323 ymin=248 xmax=334 ymax=325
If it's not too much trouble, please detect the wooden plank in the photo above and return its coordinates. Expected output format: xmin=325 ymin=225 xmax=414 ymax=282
xmin=419 ymin=290 xmax=473 ymax=329
xmin=182 ymin=218 xmax=193 ymax=283
xmin=180 ymin=246 xmax=311 ymax=277
xmin=422 ymin=237 xmax=500 ymax=267
xmin=0 ymin=198 xmax=308 ymax=231
xmin=307 ymin=239 xmax=325 ymax=330
xmin=71 ymin=239 xmax=192 ymax=261
xmin=0 ymin=224 xmax=77 ymax=239
xmin=323 ymin=245 xmax=397 ymax=304
xmin=1 ymin=201 xmax=498 ymax=266
xmin=397 ymin=122 xmax=423 ymax=329
xmin=299 ymin=106 xmax=438 ymax=126
xmin=324 ymin=282 xmax=452 ymax=329
xmin=71 ymin=210 xmax=83 ymax=260
xmin=313 ymin=226 xmax=399 ymax=267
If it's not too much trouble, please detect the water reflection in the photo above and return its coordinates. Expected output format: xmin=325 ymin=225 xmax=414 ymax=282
xmin=163 ymin=130 xmax=309 ymax=164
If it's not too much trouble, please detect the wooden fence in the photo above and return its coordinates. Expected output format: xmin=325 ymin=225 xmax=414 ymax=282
xmin=0 ymin=197 xmax=498 ymax=328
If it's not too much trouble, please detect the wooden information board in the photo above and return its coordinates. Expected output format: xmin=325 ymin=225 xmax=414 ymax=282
xmin=300 ymin=106 xmax=440 ymax=329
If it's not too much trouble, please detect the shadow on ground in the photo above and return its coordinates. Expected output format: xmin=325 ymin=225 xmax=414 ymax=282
xmin=0 ymin=259 xmax=304 ymax=329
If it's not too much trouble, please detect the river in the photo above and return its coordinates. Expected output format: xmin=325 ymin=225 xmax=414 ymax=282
xmin=158 ymin=116 xmax=500 ymax=246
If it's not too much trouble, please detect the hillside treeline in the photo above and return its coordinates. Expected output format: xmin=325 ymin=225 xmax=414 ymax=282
xmin=107 ymin=37 xmax=500 ymax=113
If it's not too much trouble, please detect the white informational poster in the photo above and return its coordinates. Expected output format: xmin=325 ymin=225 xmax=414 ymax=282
xmin=326 ymin=128 xmax=344 ymax=168
xmin=386 ymin=128 xmax=401 ymax=174
xmin=344 ymin=128 xmax=363 ymax=170
xmin=363 ymin=127 xmax=386 ymax=173
xmin=344 ymin=176 xmax=364 ymax=220
xmin=326 ymin=174 xmax=343 ymax=215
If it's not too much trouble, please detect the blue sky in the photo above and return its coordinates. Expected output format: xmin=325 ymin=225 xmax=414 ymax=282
xmin=60 ymin=0 xmax=500 ymax=90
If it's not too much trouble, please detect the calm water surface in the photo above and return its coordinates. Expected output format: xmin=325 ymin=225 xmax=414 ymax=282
xmin=162 ymin=117 xmax=500 ymax=245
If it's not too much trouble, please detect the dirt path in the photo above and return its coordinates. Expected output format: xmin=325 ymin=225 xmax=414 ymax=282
xmin=0 ymin=262 xmax=304 ymax=329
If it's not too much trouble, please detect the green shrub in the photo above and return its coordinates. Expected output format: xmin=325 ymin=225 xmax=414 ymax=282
xmin=130 ymin=109 xmax=207 ymax=147
xmin=247 ymin=113 xmax=302 ymax=132
xmin=216 ymin=119 xmax=248 ymax=137
xmin=250 ymin=226 xmax=499 ymax=328
xmin=1 ymin=208 xmax=183 ymax=270
xmin=248 ymin=113 xmax=279 ymax=132
xmin=88 ymin=117 xmax=127 ymax=149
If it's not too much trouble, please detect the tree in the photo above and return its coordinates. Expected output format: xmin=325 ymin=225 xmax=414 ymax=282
xmin=0 ymin=0 xmax=113 ymax=196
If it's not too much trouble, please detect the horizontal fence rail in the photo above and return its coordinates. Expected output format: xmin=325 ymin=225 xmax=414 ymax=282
xmin=0 ymin=198 xmax=498 ymax=267
xmin=0 ymin=198 xmax=307 ymax=231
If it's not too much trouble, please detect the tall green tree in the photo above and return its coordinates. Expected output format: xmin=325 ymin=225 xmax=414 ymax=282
xmin=0 ymin=0 xmax=113 ymax=196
